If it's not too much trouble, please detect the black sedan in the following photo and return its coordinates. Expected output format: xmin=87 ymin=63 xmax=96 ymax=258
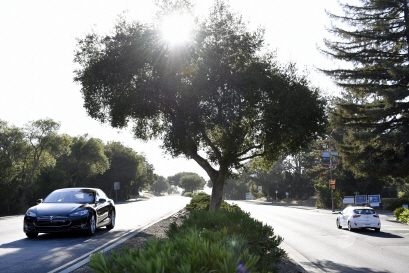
xmin=24 ymin=188 xmax=115 ymax=238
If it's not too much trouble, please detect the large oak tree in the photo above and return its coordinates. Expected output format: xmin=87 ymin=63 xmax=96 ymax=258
xmin=74 ymin=1 xmax=327 ymax=209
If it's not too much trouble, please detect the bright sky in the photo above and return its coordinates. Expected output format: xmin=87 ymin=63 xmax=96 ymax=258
xmin=0 ymin=0 xmax=342 ymax=181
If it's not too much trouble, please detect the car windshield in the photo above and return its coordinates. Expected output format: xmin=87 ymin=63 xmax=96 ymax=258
xmin=353 ymin=209 xmax=376 ymax=215
xmin=44 ymin=191 xmax=95 ymax=203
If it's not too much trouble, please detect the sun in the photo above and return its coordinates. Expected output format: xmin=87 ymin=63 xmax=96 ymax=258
xmin=160 ymin=14 xmax=194 ymax=45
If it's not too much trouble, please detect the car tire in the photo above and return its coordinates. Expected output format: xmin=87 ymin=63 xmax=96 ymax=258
xmin=87 ymin=213 xmax=96 ymax=236
xmin=374 ymin=228 xmax=380 ymax=232
xmin=348 ymin=221 xmax=355 ymax=232
xmin=106 ymin=210 xmax=115 ymax=230
xmin=337 ymin=219 xmax=342 ymax=229
xmin=25 ymin=232 xmax=38 ymax=238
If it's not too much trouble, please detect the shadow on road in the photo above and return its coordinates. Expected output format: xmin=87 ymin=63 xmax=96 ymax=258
xmin=311 ymin=259 xmax=389 ymax=273
xmin=347 ymin=229 xmax=403 ymax=239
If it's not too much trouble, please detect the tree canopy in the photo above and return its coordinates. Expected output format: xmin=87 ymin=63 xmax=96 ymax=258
xmin=74 ymin=0 xmax=327 ymax=209
xmin=321 ymin=0 xmax=409 ymax=178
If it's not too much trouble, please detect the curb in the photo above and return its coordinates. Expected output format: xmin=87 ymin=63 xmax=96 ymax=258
xmin=280 ymin=241 xmax=325 ymax=273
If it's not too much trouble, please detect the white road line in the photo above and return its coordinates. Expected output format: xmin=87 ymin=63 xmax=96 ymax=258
xmin=48 ymin=205 xmax=186 ymax=273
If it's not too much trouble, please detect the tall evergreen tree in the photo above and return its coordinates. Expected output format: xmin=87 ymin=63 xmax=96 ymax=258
xmin=321 ymin=0 xmax=409 ymax=178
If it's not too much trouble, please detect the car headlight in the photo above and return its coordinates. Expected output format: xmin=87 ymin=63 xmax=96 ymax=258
xmin=69 ymin=209 xmax=89 ymax=216
xmin=26 ymin=210 xmax=37 ymax=217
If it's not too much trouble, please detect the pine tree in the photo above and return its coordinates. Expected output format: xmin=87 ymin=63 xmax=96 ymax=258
xmin=321 ymin=0 xmax=409 ymax=178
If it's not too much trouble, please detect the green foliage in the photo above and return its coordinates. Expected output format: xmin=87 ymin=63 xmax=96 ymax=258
xmin=0 ymin=118 xmax=158 ymax=216
xmin=398 ymin=209 xmax=409 ymax=224
xmin=183 ymin=192 xmax=193 ymax=197
xmin=150 ymin=176 xmax=170 ymax=194
xmin=74 ymin=0 xmax=327 ymax=209
xmin=185 ymin=193 xmax=238 ymax=212
xmin=179 ymin=174 xmax=206 ymax=193
xmin=192 ymin=191 xmax=208 ymax=198
xmin=322 ymin=0 xmax=409 ymax=178
xmin=393 ymin=207 xmax=406 ymax=219
xmin=167 ymin=172 xmax=198 ymax=187
xmin=166 ymin=208 xmax=284 ymax=272
xmin=89 ymin=228 xmax=259 ymax=273
xmin=387 ymin=198 xmax=409 ymax=211
xmin=314 ymin=183 xmax=342 ymax=209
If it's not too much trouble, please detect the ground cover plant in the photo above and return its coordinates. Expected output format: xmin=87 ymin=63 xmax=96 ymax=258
xmin=89 ymin=194 xmax=285 ymax=272
xmin=167 ymin=194 xmax=285 ymax=272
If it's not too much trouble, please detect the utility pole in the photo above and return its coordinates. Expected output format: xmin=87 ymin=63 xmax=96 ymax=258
xmin=329 ymin=136 xmax=335 ymax=212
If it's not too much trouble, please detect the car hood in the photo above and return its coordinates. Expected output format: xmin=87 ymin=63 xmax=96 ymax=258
xmin=30 ymin=203 xmax=87 ymax=217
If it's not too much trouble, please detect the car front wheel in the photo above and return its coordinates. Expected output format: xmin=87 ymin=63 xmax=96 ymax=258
xmin=25 ymin=232 xmax=38 ymax=238
xmin=87 ymin=214 xmax=96 ymax=236
xmin=106 ymin=210 xmax=115 ymax=230
xmin=337 ymin=219 xmax=342 ymax=229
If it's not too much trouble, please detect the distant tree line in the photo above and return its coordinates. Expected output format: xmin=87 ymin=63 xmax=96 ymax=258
xmin=0 ymin=118 xmax=157 ymax=216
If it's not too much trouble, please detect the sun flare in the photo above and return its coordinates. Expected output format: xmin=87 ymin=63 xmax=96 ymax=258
xmin=160 ymin=14 xmax=194 ymax=45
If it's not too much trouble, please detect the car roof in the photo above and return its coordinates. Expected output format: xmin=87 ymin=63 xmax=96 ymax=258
xmin=53 ymin=188 xmax=100 ymax=193
xmin=348 ymin=206 xmax=375 ymax=210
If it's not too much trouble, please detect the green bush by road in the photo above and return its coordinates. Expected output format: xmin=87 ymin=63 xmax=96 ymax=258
xmin=89 ymin=193 xmax=285 ymax=272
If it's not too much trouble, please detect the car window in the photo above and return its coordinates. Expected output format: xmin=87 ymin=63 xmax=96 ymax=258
xmin=44 ymin=191 xmax=94 ymax=203
xmin=97 ymin=190 xmax=107 ymax=199
xmin=353 ymin=209 xmax=375 ymax=215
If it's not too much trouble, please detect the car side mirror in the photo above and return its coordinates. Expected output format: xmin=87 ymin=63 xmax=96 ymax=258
xmin=97 ymin=198 xmax=106 ymax=204
xmin=36 ymin=199 xmax=43 ymax=205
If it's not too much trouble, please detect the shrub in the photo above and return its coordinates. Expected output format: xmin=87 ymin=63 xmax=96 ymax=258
xmin=89 ymin=228 xmax=260 ymax=273
xmin=192 ymin=191 xmax=208 ymax=197
xmin=166 ymin=209 xmax=285 ymax=272
xmin=185 ymin=193 xmax=240 ymax=211
xmin=183 ymin=192 xmax=193 ymax=197
xmin=394 ymin=207 xmax=406 ymax=219
xmin=314 ymin=184 xmax=342 ymax=209
xmin=398 ymin=208 xmax=409 ymax=223
xmin=387 ymin=198 xmax=409 ymax=211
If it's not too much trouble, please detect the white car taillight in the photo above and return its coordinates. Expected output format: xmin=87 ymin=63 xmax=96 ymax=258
xmin=352 ymin=215 xmax=361 ymax=218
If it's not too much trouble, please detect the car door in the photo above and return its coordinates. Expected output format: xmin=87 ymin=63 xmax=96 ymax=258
xmin=341 ymin=208 xmax=349 ymax=225
xmin=95 ymin=190 xmax=109 ymax=225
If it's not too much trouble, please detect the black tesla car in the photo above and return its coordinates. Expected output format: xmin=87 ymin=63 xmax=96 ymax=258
xmin=23 ymin=188 xmax=115 ymax=238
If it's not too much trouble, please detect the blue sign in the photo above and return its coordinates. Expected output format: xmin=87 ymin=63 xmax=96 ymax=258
xmin=355 ymin=195 xmax=367 ymax=204
xmin=368 ymin=195 xmax=381 ymax=203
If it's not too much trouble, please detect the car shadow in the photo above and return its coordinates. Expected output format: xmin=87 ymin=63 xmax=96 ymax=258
xmin=344 ymin=229 xmax=403 ymax=238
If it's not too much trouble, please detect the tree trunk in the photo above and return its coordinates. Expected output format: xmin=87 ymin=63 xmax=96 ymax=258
xmin=209 ymin=173 xmax=225 ymax=210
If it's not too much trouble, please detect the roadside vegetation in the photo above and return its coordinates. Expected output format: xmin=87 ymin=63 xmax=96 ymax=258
xmin=89 ymin=193 xmax=285 ymax=273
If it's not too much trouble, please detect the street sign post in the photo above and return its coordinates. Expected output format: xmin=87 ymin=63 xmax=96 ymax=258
xmin=114 ymin=182 xmax=120 ymax=203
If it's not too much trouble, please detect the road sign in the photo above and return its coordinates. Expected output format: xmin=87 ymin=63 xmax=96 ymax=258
xmin=258 ymin=186 xmax=262 ymax=193
xmin=343 ymin=196 xmax=355 ymax=204
xmin=330 ymin=180 xmax=336 ymax=185
xmin=330 ymin=185 xmax=335 ymax=189
xmin=368 ymin=195 xmax=381 ymax=203
xmin=355 ymin=195 xmax=367 ymax=204
xmin=114 ymin=182 xmax=120 ymax=190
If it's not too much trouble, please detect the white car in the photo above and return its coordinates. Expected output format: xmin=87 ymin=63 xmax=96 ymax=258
xmin=336 ymin=206 xmax=381 ymax=232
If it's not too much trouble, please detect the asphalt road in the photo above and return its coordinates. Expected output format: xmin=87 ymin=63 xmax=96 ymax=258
xmin=229 ymin=201 xmax=409 ymax=273
xmin=0 ymin=196 xmax=190 ymax=273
